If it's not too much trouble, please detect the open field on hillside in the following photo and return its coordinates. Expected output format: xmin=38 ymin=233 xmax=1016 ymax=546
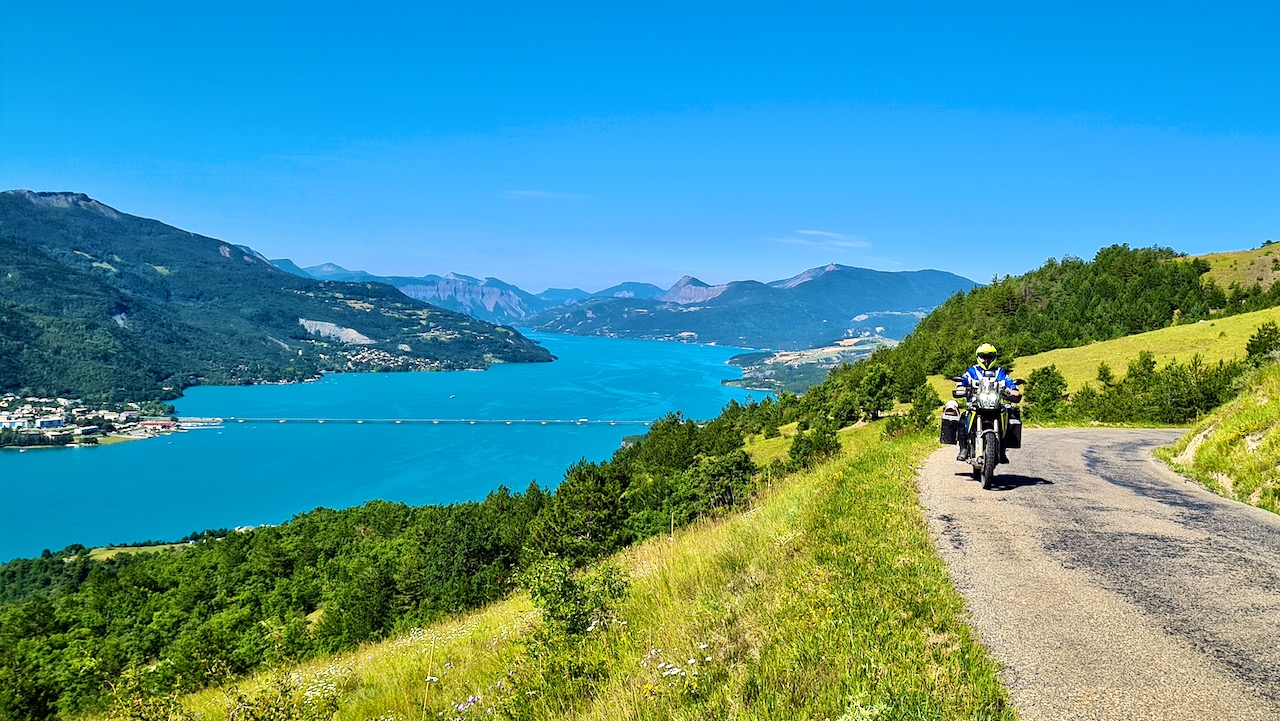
xmin=740 ymin=420 xmax=812 ymax=465
xmin=86 ymin=543 xmax=189 ymax=561
xmin=926 ymin=306 xmax=1280 ymax=399
xmin=1195 ymin=244 xmax=1280 ymax=290
xmin=157 ymin=426 xmax=1011 ymax=721
xmin=1014 ymin=306 xmax=1280 ymax=391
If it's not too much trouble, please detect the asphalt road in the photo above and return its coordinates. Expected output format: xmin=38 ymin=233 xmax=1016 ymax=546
xmin=918 ymin=428 xmax=1280 ymax=721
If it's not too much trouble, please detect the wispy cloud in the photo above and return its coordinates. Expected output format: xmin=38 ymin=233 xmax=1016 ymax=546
xmin=771 ymin=229 xmax=871 ymax=250
xmin=504 ymin=189 xmax=589 ymax=200
xmin=864 ymin=256 xmax=904 ymax=267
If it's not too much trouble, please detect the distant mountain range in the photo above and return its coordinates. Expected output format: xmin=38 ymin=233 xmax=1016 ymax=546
xmin=272 ymin=260 xmax=669 ymax=325
xmin=528 ymin=265 xmax=977 ymax=349
xmin=0 ymin=191 xmax=552 ymax=401
xmin=274 ymin=260 xmax=978 ymax=350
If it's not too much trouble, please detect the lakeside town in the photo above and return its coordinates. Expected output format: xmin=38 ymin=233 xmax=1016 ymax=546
xmin=0 ymin=393 xmax=193 ymax=448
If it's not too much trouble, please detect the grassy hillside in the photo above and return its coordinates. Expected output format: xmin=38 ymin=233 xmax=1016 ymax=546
xmin=1158 ymin=362 xmax=1280 ymax=515
xmin=147 ymin=426 xmax=1011 ymax=721
xmin=1013 ymin=306 xmax=1280 ymax=392
xmin=919 ymin=305 xmax=1280 ymax=405
xmin=1195 ymin=244 xmax=1280 ymax=290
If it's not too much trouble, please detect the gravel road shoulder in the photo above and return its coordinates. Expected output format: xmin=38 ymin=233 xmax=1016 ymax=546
xmin=918 ymin=427 xmax=1280 ymax=721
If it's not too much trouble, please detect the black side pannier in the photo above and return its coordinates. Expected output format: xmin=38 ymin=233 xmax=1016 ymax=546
xmin=940 ymin=405 xmax=961 ymax=445
xmin=1005 ymin=406 xmax=1022 ymax=449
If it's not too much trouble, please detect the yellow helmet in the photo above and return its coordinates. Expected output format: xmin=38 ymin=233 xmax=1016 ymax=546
xmin=976 ymin=343 xmax=997 ymax=370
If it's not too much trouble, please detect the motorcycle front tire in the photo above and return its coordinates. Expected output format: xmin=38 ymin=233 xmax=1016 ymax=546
xmin=981 ymin=435 xmax=998 ymax=490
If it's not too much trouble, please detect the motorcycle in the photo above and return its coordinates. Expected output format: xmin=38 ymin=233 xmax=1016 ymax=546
xmin=940 ymin=372 xmax=1023 ymax=490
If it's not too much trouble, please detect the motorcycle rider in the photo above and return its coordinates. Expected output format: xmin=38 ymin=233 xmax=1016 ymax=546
xmin=955 ymin=343 xmax=1021 ymax=461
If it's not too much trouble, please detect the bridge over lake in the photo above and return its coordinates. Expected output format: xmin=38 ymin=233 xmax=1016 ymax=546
xmin=178 ymin=417 xmax=653 ymax=427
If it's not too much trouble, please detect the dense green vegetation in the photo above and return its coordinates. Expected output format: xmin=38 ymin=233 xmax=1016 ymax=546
xmin=0 ymin=385 xmax=893 ymax=719
xmin=172 ymin=427 xmax=1007 ymax=721
xmin=0 ymin=429 xmax=79 ymax=447
xmin=882 ymin=245 xmax=1218 ymax=386
xmin=843 ymin=245 xmax=1280 ymax=418
xmin=453 ymin=430 xmax=1009 ymax=721
xmin=1023 ymin=353 xmax=1246 ymax=424
xmin=0 ymin=191 xmax=551 ymax=402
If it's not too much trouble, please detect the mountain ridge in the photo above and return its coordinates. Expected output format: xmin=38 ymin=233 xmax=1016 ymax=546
xmin=527 ymin=265 xmax=979 ymax=349
xmin=270 ymin=259 xmax=978 ymax=347
xmin=0 ymin=190 xmax=552 ymax=401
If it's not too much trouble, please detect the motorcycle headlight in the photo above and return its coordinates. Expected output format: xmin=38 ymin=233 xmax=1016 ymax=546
xmin=978 ymin=390 xmax=1000 ymax=408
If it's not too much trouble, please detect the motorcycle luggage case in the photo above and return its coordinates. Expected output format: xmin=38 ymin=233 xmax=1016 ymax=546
xmin=1005 ymin=407 xmax=1022 ymax=449
xmin=939 ymin=406 xmax=961 ymax=445
xmin=940 ymin=418 xmax=960 ymax=445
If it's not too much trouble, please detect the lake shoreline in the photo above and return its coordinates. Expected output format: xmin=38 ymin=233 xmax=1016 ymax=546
xmin=0 ymin=334 xmax=769 ymax=563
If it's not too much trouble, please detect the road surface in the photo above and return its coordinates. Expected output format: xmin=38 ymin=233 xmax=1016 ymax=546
xmin=918 ymin=427 xmax=1280 ymax=721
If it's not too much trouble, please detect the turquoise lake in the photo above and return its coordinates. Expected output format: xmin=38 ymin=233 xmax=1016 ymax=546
xmin=0 ymin=333 xmax=765 ymax=562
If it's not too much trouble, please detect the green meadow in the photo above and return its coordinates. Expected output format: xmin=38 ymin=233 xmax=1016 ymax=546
xmin=1195 ymin=245 xmax=1280 ymax=291
xmin=925 ymin=305 xmax=1280 ymax=399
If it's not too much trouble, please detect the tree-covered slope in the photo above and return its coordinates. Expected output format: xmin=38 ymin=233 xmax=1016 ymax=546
xmin=870 ymin=244 xmax=1280 ymax=390
xmin=0 ymin=393 xmax=814 ymax=718
xmin=0 ymin=191 xmax=552 ymax=400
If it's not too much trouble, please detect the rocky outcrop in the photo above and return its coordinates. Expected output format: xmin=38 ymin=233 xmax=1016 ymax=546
xmin=298 ymin=319 xmax=376 ymax=345
xmin=4 ymin=190 xmax=121 ymax=219
xmin=659 ymin=276 xmax=729 ymax=304
xmin=769 ymin=263 xmax=841 ymax=290
xmin=395 ymin=274 xmax=547 ymax=324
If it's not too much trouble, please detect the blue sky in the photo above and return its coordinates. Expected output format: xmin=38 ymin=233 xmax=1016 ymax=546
xmin=3 ymin=2 xmax=1277 ymax=291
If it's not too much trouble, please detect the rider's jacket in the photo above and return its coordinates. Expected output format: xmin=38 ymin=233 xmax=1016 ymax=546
xmin=956 ymin=364 xmax=1018 ymax=391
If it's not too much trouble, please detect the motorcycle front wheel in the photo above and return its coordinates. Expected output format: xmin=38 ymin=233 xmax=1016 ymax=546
xmin=981 ymin=435 xmax=998 ymax=490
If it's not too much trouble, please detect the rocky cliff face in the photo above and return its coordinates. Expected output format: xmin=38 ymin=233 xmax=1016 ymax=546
xmin=394 ymin=274 xmax=549 ymax=325
xmin=9 ymin=190 xmax=121 ymax=219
